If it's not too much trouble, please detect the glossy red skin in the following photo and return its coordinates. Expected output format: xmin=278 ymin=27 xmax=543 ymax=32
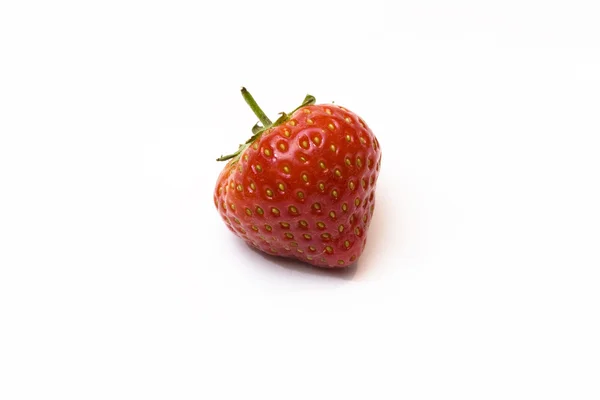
xmin=214 ymin=104 xmax=382 ymax=268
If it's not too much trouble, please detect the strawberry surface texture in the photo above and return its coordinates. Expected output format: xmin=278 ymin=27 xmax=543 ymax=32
xmin=213 ymin=88 xmax=382 ymax=268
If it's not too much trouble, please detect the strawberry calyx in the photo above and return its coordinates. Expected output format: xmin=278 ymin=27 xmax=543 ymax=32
xmin=216 ymin=88 xmax=315 ymax=162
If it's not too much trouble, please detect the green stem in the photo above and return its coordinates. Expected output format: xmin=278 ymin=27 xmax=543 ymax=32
xmin=241 ymin=87 xmax=272 ymax=128
xmin=216 ymin=89 xmax=317 ymax=162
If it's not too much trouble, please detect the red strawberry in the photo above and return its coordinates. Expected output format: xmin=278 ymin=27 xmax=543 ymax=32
xmin=213 ymin=88 xmax=382 ymax=268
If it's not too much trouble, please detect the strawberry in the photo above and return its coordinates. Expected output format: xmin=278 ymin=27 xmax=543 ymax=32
xmin=213 ymin=88 xmax=381 ymax=268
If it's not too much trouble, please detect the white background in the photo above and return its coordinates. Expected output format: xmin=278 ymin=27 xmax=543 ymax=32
xmin=1 ymin=0 xmax=599 ymax=398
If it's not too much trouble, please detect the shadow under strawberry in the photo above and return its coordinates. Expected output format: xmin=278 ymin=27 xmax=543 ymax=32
xmin=245 ymin=244 xmax=359 ymax=280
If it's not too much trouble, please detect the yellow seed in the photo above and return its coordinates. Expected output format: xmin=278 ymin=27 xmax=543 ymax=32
xmin=307 ymin=118 xmax=314 ymax=125
xmin=279 ymin=143 xmax=287 ymax=151
xmin=230 ymin=182 xmax=235 ymax=188
xmin=255 ymin=164 xmax=262 ymax=173
xmin=303 ymin=234 xmax=312 ymax=240
xmin=271 ymin=207 xmax=280 ymax=215
xmin=251 ymin=225 xmax=259 ymax=231
xmin=278 ymin=183 xmax=285 ymax=191
xmin=280 ymin=222 xmax=290 ymax=229
xmin=301 ymin=140 xmax=309 ymax=149
xmin=283 ymin=129 xmax=291 ymax=137
xmin=312 ymin=202 xmax=321 ymax=210
xmin=361 ymin=179 xmax=367 ymax=188
xmin=252 ymin=142 xmax=259 ymax=150
xmin=297 ymin=191 xmax=304 ymax=199
xmin=363 ymin=214 xmax=368 ymax=222
xmin=233 ymin=217 xmax=240 ymax=224
xmin=297 ymin=249 xmax=304 ymax=253
xmin=331 ymin=189 xmax=339 ymax=198
xmin=330 ymin=144 xmax=336 ymax=152
xmin=354 ymin=227 xmax=361 ymax=235
xmin=243 ymin=154 xmax=249 ymax=162
xmin=230 ymin=203 xmax=236 ymax=210
xmin=345 ymin=158 xmax=352 ymax=166
xmin=319 ymin=161 xmax=326 ymax=169
xmin=325 ymin=108 xmax=332 ymax=115
xmin=345 ymin=117 xmax=352 ymax=123
xmin=360 ymin=137 xmax=367 ymax=145
xmin=256 ymin=206 xmax=264 ymax=215
xmin=312 ymin=136 xmax=321 ymax=145
xmin=367 ymin=158 xmax=373 ymax=168
xmin=329 ymin=211 xmax=336 ymax=219
xmin=344 ymin=240 xmax=350 ymax=248
xmin=308 ymin=246 xmax=316 ymax=252
xmin=303 ymin=108 xmax=311 ymax=113
xmin=263 ymin=148 xmax=271 ymax=156
xmin=285 ymin=232 xmax=294 ymax=239
xmin=349 ymin=181 xmax=355 ymax=190
xmin=250 ymin=182 xmax=256 ymax=190
xmin=266 ymin=188 xmax=273 ymax=197
xmin=350 ymin=255 xmax=356 ymax=262
xmin=342 ymin=203 xmax=348 ymax=212
xmin=355 ymin=198 xmax=361 ymax=207
xmin=327 ymin=123 xmax=335 ymax=131
xmin=289 ymin=120 xmax=297 ymax=126
xmin=370 ymin=176 xmax=375 ymax=185
xmin=307 ymin=255 xmax=313 ymax=260
xmin=236 ymin=184 xmax=243 ymax=192
xmin=284 ymin=246 xmax=290 ymax=251
xmin=264 ymin=224 xmax=272 ymax=231
xmin=321 ymin=233 xmax=331 ymax=240
xmin=301 ymin=174 xmax=308 ymax=182
xmin=299 ymin=220 xmax=308 ymax=228
xmin=339 ymin=225 xmax=344 ymax=233
xmin=345 ymin=134 xmax=351 ymax=142
xmin=359 ymin=120 xmax=365 ymax=128
xmin=338 ymin=260 xmax=345 ymax=265
xmin=356 ymin=157 xmax=362 ymax=168
xmin=299 ymin=156 xmax=307 ymax=163
xmin=222 ymin=201 xmax=227 ymax=210
xmin=334 ymin=169 xmax=342 ymax=177
xmin=289 ymin=206 xmax=298 ymax=214
xmin=316 ymin=222 xmax=326 ymax=229
xmin=318 ymin=183 xmax=325 ymax=191
xmin=283 ymin=165 xmax=290 ymax=174
xmin=325 ymin=246 xmax=333 ymax=254
xmin=245 ymin=208 xmax=252 ymax=216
